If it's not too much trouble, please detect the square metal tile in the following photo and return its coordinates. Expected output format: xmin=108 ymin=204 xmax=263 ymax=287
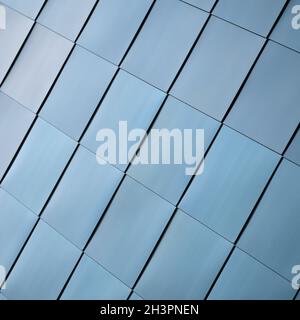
xmin=81 ymin=70 xmax=165 ymax=171
xmin=135 ymin=210 xmax=232 ymax=299
xmin=208 ymin=248 xmax=294 ymax=300
xmin=2 ymin=118 xmax=76 ymax=214
xmin=122 ymin=0 xmax=208 ymax=91
xmin=213 ymin=0 xmax=286 ymax=36
xmin=238 ymin=160 xmax=300 ymax=281
xmin=61 ymin=254 xmax=130 ymax=300
xmin=171 ymin=16 xmax=264 ymax=120
xmin=3 ymin=220 xmax=81 ymax=300
xmin=42 ymin=146 xmax=123 ymax=249
xmin=1 ymin=24 xmax=73 ymax=113
xmin=40 ymin=46 xmax=116 ymax=140
xmin=78 ymin=0 xmax=153 ymax=65
xmin=0 ymin=6 xmax=33 ymax=84
xmin=0 ymin=92 xmax=35 ymax=180
xmin=0 ymin=189 xmax=37 ymax=271
xmin=179 ymin=126 xmax=279 ymax=242
xmin=0 ymin=0 xmax=45 ymax=19
xmin=86 ymin=176 xmax=174 ymax=287
xmin=37 ymin=0 xmax=96 ymax=41
xmin=225 ymin=42 xmax=300 ymax=154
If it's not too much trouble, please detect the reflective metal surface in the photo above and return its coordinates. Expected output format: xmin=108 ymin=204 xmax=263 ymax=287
xmin=0 ymin=7 xmax=33 ymax=83
xmin=128 ymin=96 xmax=220 ymax=204
xmin=2 ymin=119 xmax=76 ymax=214
xmin=0 ymin=92 xmax=34 ymax=180
xmin=78 ymin=0 xmax=152 ymax=64
xmin=129 ymin=292 xmax=143 ymax=300
xmin=171 ymin=16 xmax=264 ymax=120
xmin=208 ymin=248 xmax=294 ymax=300
xmin=1 ymin=24 xmax=73 ymax=112
xmin=0 ymin=189 xmax=37 ymax=271
xmin=81 ymin=70 xmax=165 ymax=171
xmin=86 ymin=176 xmax=174 ymax=287
xmin=226 ymin=42 xmax=300 ymax=153
xmin=61 ymin=255 xmax=130 ymax=300
xmin=122 ymin=0 xmax=208 ymax=91
xmin=213 ymin=0 xmax=286 ymax=36
xmin=37 ymin=0 xmax=96 ymax=41
xmin=239 ymin=160 xmax=300 ymax=280
xmin=271 ymin=0 xmax=300 ymax=52
xmin=0 ymin=0 xmax=45 ymax=19
xmin=184 ymin=0 xmax=216 ymax=12
xmin=0 ymin=0 xmax=299 ymax=300
xmin=135 ymin=210 xmax=232 ymax=299
xmin=180 ymin=126 xmax=280 ymax=242
xmin=285 ymin=129 xmax=300 ymax=166
xmin=4 ymin=221 xmax=81 ymax=300
xmin=42 ymin=146 xmax=123 ymax=249
xmin=40 ymin=46 xmax=116 ymax=140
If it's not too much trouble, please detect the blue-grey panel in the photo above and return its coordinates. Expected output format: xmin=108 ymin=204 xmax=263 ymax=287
xmin=271 ymin=0 xmax=300 ymax=52
xmin=4 ymin=221 xmax=81 ymax=300
xmin=78 ymin=0 xmax=152 ymax=65
xmin=135 ymin=210 xmax=232 ymax=299
xmin=0 ymin=293 xmax=7 ymax=300
xmin=86 ymin=176 xmax=174 ymax=287
xmin=0 ymin=7 xmax=33 ymax=83
xmin=42 ymin=146 xmax=123 ymax=249
xmin=61 ymin=255 xmax=130 ymax=300
xmin=285 ymin=129 xmax=300 ymax=166
xmin=297 ymin=292 xmax=300 ymax=300
xmin=213 ymin=0 xmax=286 ymax=36
xmin=239 ymin=160 xmax=300 ymax=280
xmin=81 ymin=70 xmax=165 ymax=171
xmin=0 ymin=189 xmax=37 ymax=271
xmin=1 ymin=0 xmax=299 ymax=301
xmin=40 ymin=46 xmax=116 ymax=140
xmin=0 ymin=92 xmax=35 ymax=180
xmin=128 ymin=96 xmax=220 ymax=204
xmin=208 ymin=249 xmax=294 ymax=300
xmin=179 ymin=126 xmax=279 ymax=242
xmin=225 ymin=42 xmax=300 ymax=154
xmin=1 ymin=24 xmax=73 ymax=113
xmin=37 ymin=0 xmax=96 ymax=41
xmin=184 ymin=0 xmax=216 ymax=12
xmin=122 ymin=0 xmax=208 ymax=91
xmin=171 ymin=16 xmax=264 ymax=120
xmin=0 ymin=0 xmax=45 ymax=19
xmin=129 ymin=292 xmax=143 ymax=300
xmin=2 ymin=119 xmax=76 ymax=214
